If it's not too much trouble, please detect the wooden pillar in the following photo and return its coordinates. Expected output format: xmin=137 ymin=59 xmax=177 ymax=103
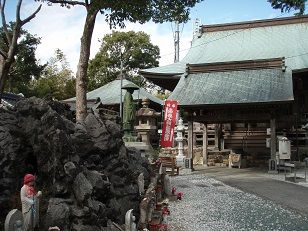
xmin=214 ymin=124 xmax=219 ymax=150
xmin=202 ymin=123 xmax=208 ymax=166
xmin=188 ymin=121 xmax=194 ymax=170
xmin=193 ymin=132 xmax=197 ymax=147
xmin=270 ymin=118 xmax=276 ymax=159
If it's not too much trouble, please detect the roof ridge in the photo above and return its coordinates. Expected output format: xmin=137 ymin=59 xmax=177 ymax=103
xmin=202 ymin=15 xmax=308 ymax=33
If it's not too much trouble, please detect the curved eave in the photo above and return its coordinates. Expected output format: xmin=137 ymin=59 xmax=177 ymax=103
xmin=140 ymin=72 xmax=182 ymax=91
xmin=140 ymin=62 xmax=187 ymax=90
xmin=178 ymin=99 xmax=294 ymax=108
xmin=140 ymin=61 xmax=186 ymax=75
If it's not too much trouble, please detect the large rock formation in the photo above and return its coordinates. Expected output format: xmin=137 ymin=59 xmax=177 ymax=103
xmin=0 ymin=97 xmax=151 ymax=230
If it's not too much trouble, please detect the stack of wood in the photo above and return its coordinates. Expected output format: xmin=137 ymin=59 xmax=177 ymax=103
xmin=207 ymin=150 xmax=230 ymax=167
xmin=160 ymin=148 xmax=177 ymax=157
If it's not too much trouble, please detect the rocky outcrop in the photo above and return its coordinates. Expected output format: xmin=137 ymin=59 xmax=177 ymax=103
xmin=0 ymin=97 xmax=151 ymax=230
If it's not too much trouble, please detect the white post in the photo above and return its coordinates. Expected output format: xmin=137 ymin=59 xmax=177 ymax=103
xmin=175 ymin=118 xmax=185 ymax=166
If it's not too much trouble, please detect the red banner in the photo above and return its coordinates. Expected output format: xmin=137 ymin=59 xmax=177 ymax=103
xmin=160 ymin=100 xmax=178 ymax=147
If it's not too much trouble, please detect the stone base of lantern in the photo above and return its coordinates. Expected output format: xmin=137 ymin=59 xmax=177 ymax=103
xmin=180 ymin=168 xmax=193 ymax=175
xmin=176 ymin=156 xmax=185 ymax=167
xmin=125 ymin=141 xmax=154 ymax=159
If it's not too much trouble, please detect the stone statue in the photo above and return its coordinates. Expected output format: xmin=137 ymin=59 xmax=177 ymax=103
xmin=137 ymin=173 xmax=145 ymax=195
xmin=122 ymin=83 xmax=139 ymax=135
xmin=4 ymin=209 xmax=24 ymax=231
xmin=139 ymin=197 xmax=150 ymax=229
xmin=20 ymin=174 xmax=42 ymax=231
xmin=48 ymin=227 xmax=61 ymax=231
xmin=125 ymin=209 xmax=137 ymax=231
xmin=15 ymin=220 xmax=23 ymax=231
xmin=164 ymin=175 xmax=172 ymax=196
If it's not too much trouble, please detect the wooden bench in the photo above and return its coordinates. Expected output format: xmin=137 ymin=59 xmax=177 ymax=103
xmin=159 ymin=157 xmax=179 ymax=176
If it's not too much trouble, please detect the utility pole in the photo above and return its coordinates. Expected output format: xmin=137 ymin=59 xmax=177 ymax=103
xmin=193 ymin=18 xmax=201 ymax=40
xmin=174 ymin=21 xmax=180 ymax=63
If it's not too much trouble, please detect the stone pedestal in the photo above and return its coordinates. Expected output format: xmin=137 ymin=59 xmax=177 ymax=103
xmin=180 ymin=168 xmax=193 ymax=175
xmin=125 ymin=141 xmax=154 ymax=159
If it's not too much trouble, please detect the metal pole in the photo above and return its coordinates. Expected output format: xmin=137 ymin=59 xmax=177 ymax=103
xmin=120 ymin=59 xmax=123 ymax=121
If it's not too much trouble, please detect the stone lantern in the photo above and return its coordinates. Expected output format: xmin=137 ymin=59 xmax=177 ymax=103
xmin=135 ymin=98 xmax=160 ymax=145
xmin=175 ymin=117 xmax=185 ymax=167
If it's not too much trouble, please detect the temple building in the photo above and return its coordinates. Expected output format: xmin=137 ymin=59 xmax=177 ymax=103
xmin=64 ymin=78 xmax=163 ymax=112
xmin=140 ymin=16 xmax=308 ymax=168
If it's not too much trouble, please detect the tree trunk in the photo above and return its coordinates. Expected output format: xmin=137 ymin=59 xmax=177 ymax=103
xmin=0 ymin=60 xmax=14 ymax=102
xmin=75 ymin=9 xmax=98 ymax=122
xmin=0 ymin=24 xmax=20 ymax=102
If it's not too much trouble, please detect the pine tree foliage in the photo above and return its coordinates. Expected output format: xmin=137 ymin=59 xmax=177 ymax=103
xmin=268 ymin=0 xmax=306 ymax=15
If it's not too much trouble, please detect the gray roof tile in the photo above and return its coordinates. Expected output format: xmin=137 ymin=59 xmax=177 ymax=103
xmin=142 ymin=17 xmax=308 ymax=76
xmin=169 ymin=68 xmax=293 ymax=105
xmin=65 ymin=79 xmax=163 ymax=105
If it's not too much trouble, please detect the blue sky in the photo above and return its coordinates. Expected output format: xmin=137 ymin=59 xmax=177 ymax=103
xmin=1 ymin=0 xmax=296 ymax=73
xmin=194 ymin=0 xmax=294 ymax=24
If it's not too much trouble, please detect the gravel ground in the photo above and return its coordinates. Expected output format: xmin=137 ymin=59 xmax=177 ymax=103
xmin=168 ymin=173 xmax=308 ymax=231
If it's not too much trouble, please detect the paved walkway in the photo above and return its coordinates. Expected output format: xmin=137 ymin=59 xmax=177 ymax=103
xmin=194 ymin=166 xmax=308 ymax=215
xmin=168 ymin=167 xmax=308 ymax=231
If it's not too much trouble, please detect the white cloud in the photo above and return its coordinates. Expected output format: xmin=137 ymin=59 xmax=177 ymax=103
xmin=19 ymin=1 xmax=193 ymax=74
xmin=5 ymin=0 xmax=296 ymax=76
xmin=22 ymin=3 xmax=85 ymax=72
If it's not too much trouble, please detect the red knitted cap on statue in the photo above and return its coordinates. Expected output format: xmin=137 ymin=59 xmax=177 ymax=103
xmin=24 ymin=174 xmax=35 ymax=184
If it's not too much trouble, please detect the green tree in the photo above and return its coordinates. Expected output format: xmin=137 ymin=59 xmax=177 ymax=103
xmin=0 ymin=0 xmax=41 ymax=101
xmin=37 ymin=0 xmax=203 ymax=122
xmin=0 ymin=23 xmax=45 ymax=96
xmin=31 ymin=49 xmax=75 ymax=100
xmin=88 ymin=31 xmax=160 ymax=91
xmin=268 ymin=0 xmax=306 ymax=15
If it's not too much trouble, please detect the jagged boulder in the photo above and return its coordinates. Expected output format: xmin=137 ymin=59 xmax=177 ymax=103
xmin=0 ymin=97 xmax=152 ymax=230
xmin=44 ymin=198 xmax=71 ymax=230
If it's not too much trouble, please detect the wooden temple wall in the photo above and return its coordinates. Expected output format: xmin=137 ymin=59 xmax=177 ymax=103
xmin=181 ymin=121 xmax=308 ymax=167
xmin=223 ymin=123 xmax=270 ymax=167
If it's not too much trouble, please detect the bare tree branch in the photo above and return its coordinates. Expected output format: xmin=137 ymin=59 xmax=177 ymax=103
xmin=0 ymin=0 xmax=12 ymax=46
xmin=16 ymin=0 xmax=22 ymax=23
xmin=21 ymin=4 xmax=42 ymax=26
xmin=47 ymin=0 xmax=86 ymax=6
xmin=0 ymin=0 xmax=44 ymax=101
xmin=0 ymin=49 xmax=8 ymax=59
